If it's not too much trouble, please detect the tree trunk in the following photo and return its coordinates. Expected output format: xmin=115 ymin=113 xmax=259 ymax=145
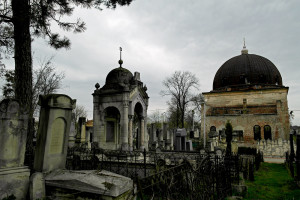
xmin=12 ymin=0 xmax=34 ymax=163
xmin=181 ymin=107 xmax=184 ymax=129
xmin=12 ymin=0 xmax=32 ymax=111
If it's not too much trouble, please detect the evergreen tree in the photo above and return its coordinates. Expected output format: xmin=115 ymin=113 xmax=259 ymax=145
xmin=0 ymin=0 xmax=133 ymax=159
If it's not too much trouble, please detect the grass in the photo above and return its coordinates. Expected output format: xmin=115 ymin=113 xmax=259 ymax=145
xmin=244 ymin=162 xmax=300 ymax=200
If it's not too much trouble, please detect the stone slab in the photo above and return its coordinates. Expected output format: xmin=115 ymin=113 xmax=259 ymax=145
xmin=45 ymin=169 xmax=133 ymax=198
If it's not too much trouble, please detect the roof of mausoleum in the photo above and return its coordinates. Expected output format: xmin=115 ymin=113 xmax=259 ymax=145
xmin=212 ymin=45 xmax=285 ymax=92
xmin=101 ymin=66 xmax=134 ymax=91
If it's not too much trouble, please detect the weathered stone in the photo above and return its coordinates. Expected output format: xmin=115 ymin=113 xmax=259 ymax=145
xmin=34 ymin=94 xmax=76 ymax=172
xmin=0 ymin=99 xmax=28 ymax=168
xmin=0 ymin=166 xmax=30 ymax=199
xmin=93 ymin=67 xmax=149 ymax=151
xmin=30 ymin=172 xmax=45 ymax=200
xmin=45 ymin=169 xmax=133 ymax=199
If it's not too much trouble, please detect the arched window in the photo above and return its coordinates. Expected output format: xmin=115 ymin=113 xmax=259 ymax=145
xmin=264 ymin=125 xmax=272 ymax=140
xmin=253 ymin=125 xmax=261 ymax=140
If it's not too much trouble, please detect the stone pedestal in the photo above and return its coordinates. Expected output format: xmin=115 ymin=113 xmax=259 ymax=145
xmin=34 ymin=94 xmax=76 ymax=172
xmin=0 ymin=166 xmax=30 ymax=199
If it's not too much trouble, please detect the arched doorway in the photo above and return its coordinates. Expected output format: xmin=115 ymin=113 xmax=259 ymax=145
xmin=264 ymin=125 xmax=272 ymax=140
xmin=253 ymin=125 xmax=261 ymax=141
xmin=133 ymin=102 xmax=143 ymax=150
xmin=104 ymin=107 xmax=120 ymax=145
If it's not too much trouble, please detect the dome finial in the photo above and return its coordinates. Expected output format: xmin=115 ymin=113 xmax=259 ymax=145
xmin=241 ymin=38 xmax=248 ymax=54
xmin=118 ymin=47 xmax=123 ymax=67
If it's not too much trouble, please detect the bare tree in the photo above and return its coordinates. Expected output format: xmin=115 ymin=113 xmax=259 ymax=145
xmin=161 ymin=71 xmax=199 ymax=128
xmin=148 ymin=109 xmax=163 ymax=128
xmin=32 ymin=57 xmax=65 ymax=117
xmin=1 ymin=56 xmax=65 ymax=117
xmin=73 ymin=104 xmax=88 ymax=123
xmin=191 ymin=93 xmax=204 ymax=122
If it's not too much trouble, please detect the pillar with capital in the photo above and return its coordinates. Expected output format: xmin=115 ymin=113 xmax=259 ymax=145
xmin=128 ymin=115 xmax=133 ymax=151
xmin=121 ymin=101 xmax=129 ymax=150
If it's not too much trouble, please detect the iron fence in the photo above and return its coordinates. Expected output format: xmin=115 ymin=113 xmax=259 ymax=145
xmin=134 ymin=154 xmax=238 ymax=200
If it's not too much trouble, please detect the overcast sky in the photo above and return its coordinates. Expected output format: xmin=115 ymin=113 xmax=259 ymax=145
xmin=2 ymin=0 xmax=300 ymax=124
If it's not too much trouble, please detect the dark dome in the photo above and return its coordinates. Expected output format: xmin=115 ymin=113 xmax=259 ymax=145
xmin=213 ymin=53 xmax=283 ymax=91
xmin=102 ymin=67 xmax=133 ymax=90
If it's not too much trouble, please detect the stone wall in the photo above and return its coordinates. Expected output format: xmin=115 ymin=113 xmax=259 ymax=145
xmin=257 ymin=139 xmax=295 ymax=157
xmin=201 ymin=88 xmax=290 ymax=143
xmin=210 ymin=137 xmax=295 ymax=159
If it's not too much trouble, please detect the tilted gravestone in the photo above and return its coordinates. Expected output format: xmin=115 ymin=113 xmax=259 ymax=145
xmin=34 ymin=94 xmax=76 ymax=172
xmin=0 ymin=99 xmax=30 ymax=199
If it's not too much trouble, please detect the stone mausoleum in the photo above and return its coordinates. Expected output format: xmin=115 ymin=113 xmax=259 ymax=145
xmin=93 ymin=55 xmax=149 ymax=150
xmin=201 ymin=44 xmax=290 ymax=143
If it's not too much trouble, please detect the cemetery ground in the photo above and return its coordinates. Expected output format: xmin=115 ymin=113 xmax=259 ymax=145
xmin=242 ymin=162 xmax=300 ymax=200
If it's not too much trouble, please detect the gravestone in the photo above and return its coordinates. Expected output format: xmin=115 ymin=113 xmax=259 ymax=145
xmin=186 ymin=140 xmax=193 ymax=151
xmin=78 ymin=117 xmax=86 ymax=143
xmin=163 ymin=123 xmax=171 ymax=150
xmin=0 ymin=99 xmax=30 ymax=199
xmin=175 ymin=128 xmax=187 ymax=151
xmin=30 ymin=172 xmax=45 ymax=200
xmin=0 ymin=99 xmax=28 ymax=168
xmin=68 ymin=113 xmax=76 ymax=147
xmin=34 ymin=94 xmax=76 ymax=172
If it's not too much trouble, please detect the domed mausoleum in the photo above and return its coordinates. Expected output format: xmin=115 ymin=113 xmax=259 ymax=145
xmin=201 ymin=45 xmax=290 ymax=144
xmin=93 ymin=56 xmax=149 ymax=150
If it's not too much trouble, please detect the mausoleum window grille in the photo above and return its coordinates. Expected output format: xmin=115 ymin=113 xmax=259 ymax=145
xmin=264 ymin=125 xmax=272 ymax=140
xmin=253 ymin=125 xmax=261 ymax=140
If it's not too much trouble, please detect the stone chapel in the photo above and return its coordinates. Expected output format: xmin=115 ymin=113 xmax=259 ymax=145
xmin=92 ymin=55 xmax=149 ymax=150
xmin=201 ymin=44 xmax=290 ymax=143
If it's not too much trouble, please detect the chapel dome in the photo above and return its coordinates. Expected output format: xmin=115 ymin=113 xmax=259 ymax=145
xmin=102 ymin=66 xmax=134 ymax=90
xmin=213 ymin=50 xmax=283 ymax=91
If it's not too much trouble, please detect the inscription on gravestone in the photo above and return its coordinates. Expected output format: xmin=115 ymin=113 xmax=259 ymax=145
xmin=49 ymin=118 xmax=65 ymax=154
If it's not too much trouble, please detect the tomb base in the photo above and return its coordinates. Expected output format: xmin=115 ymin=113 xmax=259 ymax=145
xmin=0 ymin=166 xmax=30 ymax=199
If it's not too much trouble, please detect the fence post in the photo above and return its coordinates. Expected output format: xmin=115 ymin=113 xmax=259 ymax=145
xmin=290 ymin=132 xmax=295 ymax=177
xmin=143 ymin=149 xmax=147 ymax=178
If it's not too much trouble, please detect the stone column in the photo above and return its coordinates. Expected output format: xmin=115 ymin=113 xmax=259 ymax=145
xmin=128 ymin=115 xmax=133 ymax=151
xmin=0 ymin=99 xmax=30 ymax=199
xmin=92 ymin=85 xmax=101 ymax=144
xmin=121 ymin=101 xmax=129 ymax=150
xmin=34 ymin=94 xmax=76 ymax=172
xmin=140 ymin=116 xmax=145 ymax=150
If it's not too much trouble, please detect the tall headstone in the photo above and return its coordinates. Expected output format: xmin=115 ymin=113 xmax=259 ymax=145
xmin=79 ymin=117 xmax=86 ymax=143
xmin=0 ymin=99 xmax=28 ymax=168
xmin=34 ymin=94 xmax=76 ymax=172
xmin=68 ymin=113 xmax=76 ymax=147
xmin=0 ymin=99 xmax=30 ymax=199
